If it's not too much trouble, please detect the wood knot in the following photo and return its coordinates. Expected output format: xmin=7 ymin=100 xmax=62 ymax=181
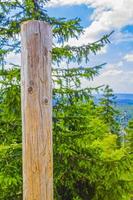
xmin=28 ymin=87 xmax=33 ymax=94
xmin=29 ymin=80 xmax=34 ymax=86
xmin=42 ymin=97 xmax=49 ymax=105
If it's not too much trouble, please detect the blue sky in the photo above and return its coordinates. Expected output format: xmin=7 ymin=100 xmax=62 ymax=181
xmin=45 ymin=0 xmax=133 ymax=93
xmin=7 ymin=0 xmax=133 ymax=93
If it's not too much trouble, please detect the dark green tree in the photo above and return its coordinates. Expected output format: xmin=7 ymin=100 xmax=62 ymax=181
xmin=52 ymin=71 xmax=132 ymax=200
xmin=125 ymin=119 xmax=133 ymax=153
xmin=97 ymin=85 xmax=120 ymax=134
xmin=0 ymin=68 xmax=22 ymax=199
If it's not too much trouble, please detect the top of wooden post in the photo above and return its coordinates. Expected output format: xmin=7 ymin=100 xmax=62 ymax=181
xmin=21 ymin=20 xmax=52 ymax=34
xmin=21 ymin=20 xmax=52 ymax=51
xmin=21 ymin=20 xmax=50 ymax=26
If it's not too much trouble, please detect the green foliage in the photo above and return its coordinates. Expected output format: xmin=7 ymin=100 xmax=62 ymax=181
xmin=53 ymin=94 xmax=132 ymax=200
xmin=0 ymin=68 xmax=21 ymax=144
xmin=0 ymin=144 xmax=22 ymax=200
xmin=125 ymin=120 xmax=133 ymax=153
xmin=0 ymin=68 xmax=22 ymax=199
xmin=97 ymin=85 xmax=120 ymax=134
xmin=0 ymin=0 xmax=111 ymax=65
xmin=0 ymin=0 xmax=132 ymax=200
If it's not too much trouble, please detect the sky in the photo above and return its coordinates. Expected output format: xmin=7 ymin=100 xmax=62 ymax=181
xmin=46 ymin=0 xmax=133 ymax=94
xmin=7 ymin=0 xmax=133 ymax=93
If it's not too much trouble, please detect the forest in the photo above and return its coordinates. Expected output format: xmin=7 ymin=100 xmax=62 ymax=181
xmin=0 ymin=0 xmax=133 ymax=200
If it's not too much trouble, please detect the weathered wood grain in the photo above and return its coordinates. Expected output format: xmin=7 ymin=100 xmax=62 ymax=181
xmin=21 ymin=20 xmax=53 ymax=200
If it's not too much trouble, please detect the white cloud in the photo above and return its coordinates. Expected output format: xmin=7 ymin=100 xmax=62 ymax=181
xmin=124 ymin=53 xmax=133 ymax=62
xmin=47 ymin=0 xmax=133 ymax=45
xmin=5 ymin=52 xmax=21 ymax=69
xmin=112 ymin=32 xmax=133 ymax=44
xmin=101 ymin=69 xmax=123 ymax=77
xmin=83 ymin=62 xmax=133 ymax=93
xmin=99 ymin=63 xmax=123 ymax=77
xmin=46 ymin=0 xmax=88 ymax=7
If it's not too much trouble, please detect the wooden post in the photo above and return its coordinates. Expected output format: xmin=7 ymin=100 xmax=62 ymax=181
xmin=21 ymin=20 xmax=53 ymax=200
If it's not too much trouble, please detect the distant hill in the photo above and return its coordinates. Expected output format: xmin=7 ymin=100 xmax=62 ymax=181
xmin=115 ymin=94 xmax=133 ymax=106
xmin=94 ymin=93 xmax=133 ymax=105
xmin=94 ymin=93 xmax=133 ymax=122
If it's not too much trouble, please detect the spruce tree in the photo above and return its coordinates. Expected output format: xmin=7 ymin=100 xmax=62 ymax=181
xmin=125 ymin=120 xmax=133 ymax=153
xmin=98 ymin=85 xmax=120 ymax=134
